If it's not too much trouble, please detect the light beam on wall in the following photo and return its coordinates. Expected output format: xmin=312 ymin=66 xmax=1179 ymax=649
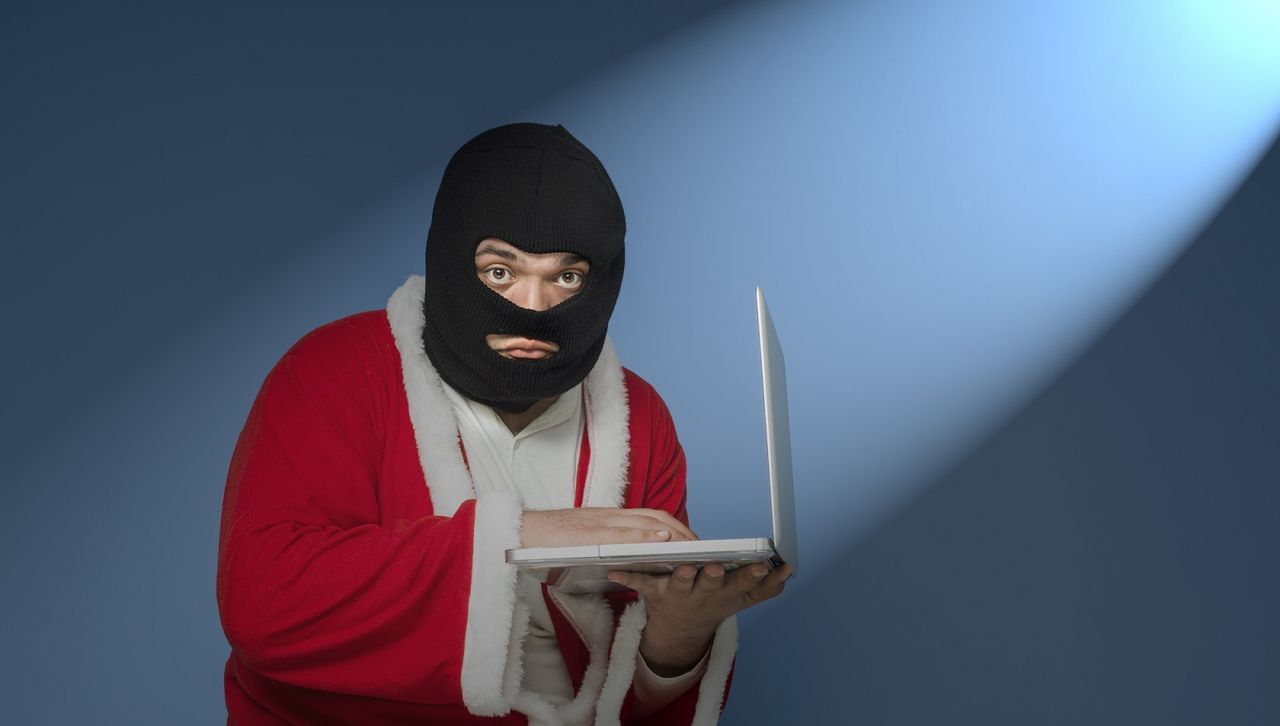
xmin=154 ymin=0 xmax=1280 ymax=580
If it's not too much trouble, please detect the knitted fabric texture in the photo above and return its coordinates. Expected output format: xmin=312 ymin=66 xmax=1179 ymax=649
xmin=421 ymin=122 xmax=626 ymax=412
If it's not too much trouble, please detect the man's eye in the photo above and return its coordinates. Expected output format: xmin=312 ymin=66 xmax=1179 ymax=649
xmin=559 ymin=271 xmax=583 ymax=287
xmin=485 ymin=268 xmax=511 ymax=283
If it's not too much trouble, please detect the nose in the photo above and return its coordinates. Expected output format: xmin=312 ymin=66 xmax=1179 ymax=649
xmin=508 ymin=280 xmax=553 ymax=312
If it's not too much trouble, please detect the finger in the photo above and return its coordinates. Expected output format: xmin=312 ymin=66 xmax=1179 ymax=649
xmin=607 ymin=569 xmax=663 ymax=598
xmin=603 ymin=517 xmax=694 ymax=543
xmin=618 ymin=509 xmax=698 ymax=541
xmin=724 ymin=563 xmax=770 ymax=593
xmin=667 ymin=564 xmax=698 ymax=596
xmin=741 ymin=565 xmax=790 ymax=607
xmin=592 ymin=526 xmax=676 ymax=545
xmin=577 ymin=507 xmax=698 ymax=542
xmin=548 ymin=526 xmax=663 ymax=547
xmin=751 ymin=563 xmax=790 ymax=593
xmin=609 ymin=515 xmax=695 ymax=543
xmin=762 ymin=563 xmax=792 ymax=588
xmin=695 ymin=562 xmax=727 ymax=593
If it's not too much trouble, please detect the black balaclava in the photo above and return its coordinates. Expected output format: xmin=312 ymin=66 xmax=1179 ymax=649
xmin=421 ymin=123 xmax=626 ymax=412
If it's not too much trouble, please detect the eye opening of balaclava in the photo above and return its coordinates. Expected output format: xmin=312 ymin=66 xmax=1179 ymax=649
xmin=421 ymin=123 xmax=626 ymax=413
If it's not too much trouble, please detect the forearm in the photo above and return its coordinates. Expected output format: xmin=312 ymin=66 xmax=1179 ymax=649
xmin=638 ymin=618 xmax=716 ymax=677
xmin=218 ymin=491 xmax=523 ymax=702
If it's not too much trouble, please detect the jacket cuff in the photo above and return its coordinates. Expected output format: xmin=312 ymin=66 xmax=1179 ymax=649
xmin=460 ymin=491 xmax=524 ymax=715
xmin=632 ymin=644 xmax=710 ymax=718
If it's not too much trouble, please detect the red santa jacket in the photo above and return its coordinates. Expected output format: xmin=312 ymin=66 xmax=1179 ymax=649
xmin=217 ymin=277 xmax=738 ymax=725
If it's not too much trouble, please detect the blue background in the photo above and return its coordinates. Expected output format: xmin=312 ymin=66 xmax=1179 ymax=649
xmin=2 ymin=1 xmax=1278 ymax=723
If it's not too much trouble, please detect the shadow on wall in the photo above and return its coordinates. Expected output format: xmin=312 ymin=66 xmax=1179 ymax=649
xmin=735 ymin=137 xmax=1280 ymax=725
xmin=0 ymin=0 xmax=737 ymax=465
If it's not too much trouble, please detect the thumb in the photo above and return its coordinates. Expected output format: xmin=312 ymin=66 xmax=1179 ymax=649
xmin=607 ymin=570 xmax=661 ymax=598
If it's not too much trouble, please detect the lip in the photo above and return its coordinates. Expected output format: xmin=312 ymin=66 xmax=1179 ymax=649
xmin=493 ymin=337 xmax=558 ymax=360
xmin=499 ymin=337 xmax=557 ymax=352
xmin=502 ymin=348 xmax=554 ymax=360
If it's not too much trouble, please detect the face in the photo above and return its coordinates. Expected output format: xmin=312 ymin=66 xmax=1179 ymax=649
xmin=474 ymin=238 xmax=591 ymax=360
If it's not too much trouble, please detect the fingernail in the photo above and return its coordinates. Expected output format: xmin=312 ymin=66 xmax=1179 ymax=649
xmin=656 ymin=530 xmax=671 ymax=539
xmin=752 ymin=567 xmax=767 ymax=578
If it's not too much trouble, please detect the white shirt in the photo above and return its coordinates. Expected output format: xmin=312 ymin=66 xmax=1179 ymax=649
xmin=441 ymin=382 xmax=708 ymax=711
xmin=442 ymin=382 xmax=583 ymax=702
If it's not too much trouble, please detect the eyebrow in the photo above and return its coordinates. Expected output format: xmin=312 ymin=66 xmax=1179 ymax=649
xmin=475 ymin=245 xmax=587 ymax=267
xmin=475 ymin=244 xmax=517 ymax=261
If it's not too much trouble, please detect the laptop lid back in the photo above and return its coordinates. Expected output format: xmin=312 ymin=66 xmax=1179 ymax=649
xmin=758 ymin=288 xmax=799 ymax=576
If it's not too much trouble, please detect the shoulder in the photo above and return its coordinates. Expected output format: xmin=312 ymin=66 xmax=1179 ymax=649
xmin=277 ymin=310 xmax=398 ymax=372
xmin=621 ymin=367 xmax=660 ymax=405
xmin=286 ymin=310 xmax=394 ymax=360
xmin=268 ymin=310 xmax=401 ymax=391
xmin=621 ymin=367 xmax=677 ymax=431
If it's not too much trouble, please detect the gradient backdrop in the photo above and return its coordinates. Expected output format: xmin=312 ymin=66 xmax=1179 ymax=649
xmin=2 ymin=1 xmax=1278 ymax=723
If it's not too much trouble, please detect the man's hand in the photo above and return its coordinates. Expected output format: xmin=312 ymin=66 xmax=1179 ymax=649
xmin=608 ymin=562 xmax=792 ymax=676
xmin=520 ymin=507 xmax=698 ymax=548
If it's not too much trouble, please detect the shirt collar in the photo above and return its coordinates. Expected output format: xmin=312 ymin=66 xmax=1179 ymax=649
xmin=441 ymin=381 xmax=583 ymax=441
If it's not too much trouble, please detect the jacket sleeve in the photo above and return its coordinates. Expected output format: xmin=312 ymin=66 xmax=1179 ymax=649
xmin=607 ymin=373 xmax=738 ymax=726
xmin=216 ymin=320 xmax=522 ymax=711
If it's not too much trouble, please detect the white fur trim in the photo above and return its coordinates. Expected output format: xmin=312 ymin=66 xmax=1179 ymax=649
xmin=593 ymin=601 xmax=648 ymax=725
xmin=461 ymin=490 xmax=525 ymax=715
xmin=513 ymin=693 xmax=561 ymax=726
xmin=592 ymin=605 xmax=738 ymax=726
xmin=386 ymin=276 xmax=476 ymax=515
xmin=502 ymin=598 xmax=531 ymax=705
xmin=582 ymin=339 xmax=630 ymax=509
xmin=511 ymin=591 xmax=617 ymax=726
xmin=691 ymin=615 xmax=738 ymax=726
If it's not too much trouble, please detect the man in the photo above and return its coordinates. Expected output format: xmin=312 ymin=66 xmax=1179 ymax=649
xmin=217 ymin=123 xmax=790 ymax=725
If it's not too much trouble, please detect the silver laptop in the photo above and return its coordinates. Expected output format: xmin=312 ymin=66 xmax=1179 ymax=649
xmin=505 ymin=288 xmax=799 ymax=592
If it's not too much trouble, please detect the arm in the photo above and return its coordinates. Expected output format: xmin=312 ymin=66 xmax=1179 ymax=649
xmin=602 ymin=372 xmax=768 ymax=724
xmin=216 ymin=324 xmax=520 ymax=707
